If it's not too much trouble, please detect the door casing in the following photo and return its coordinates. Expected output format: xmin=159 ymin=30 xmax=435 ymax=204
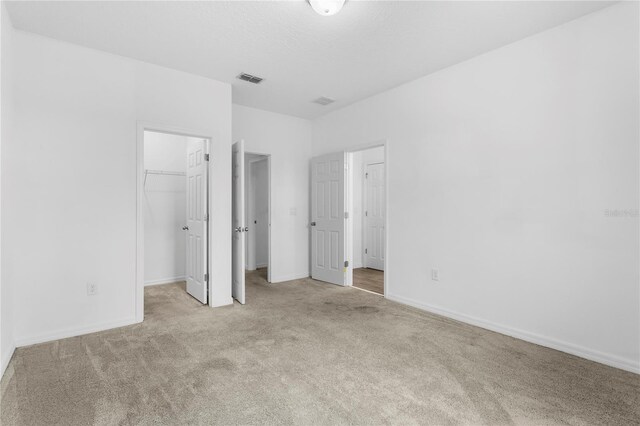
xmin=136 ymin=122 xmax=214 ymax=322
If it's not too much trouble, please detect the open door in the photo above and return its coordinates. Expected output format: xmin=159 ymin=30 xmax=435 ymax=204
xmin=311 ymin=152 xmax=347 ymax=285
xmin=186 ymin=138 xmax=209 ymax=304
xmin=365 ymin=162 xmax=385 ymax=270
xmin=232 ymin=140 xmax=246 ymax=304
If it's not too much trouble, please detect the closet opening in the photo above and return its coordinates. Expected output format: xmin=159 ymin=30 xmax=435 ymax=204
xmin=136 ymin=126 xmax=212 ymax=322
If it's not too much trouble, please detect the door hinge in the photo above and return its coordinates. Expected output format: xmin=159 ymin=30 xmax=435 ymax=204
xmin=365 ymin=211 xmax=368 ymax=217
xmin=204 ymin=214 xmax=209 ymax=222
xmin=365 ymin=248 xmax=368 ymax=254
xmin=204 ymin=273 xmax=208 ymax=282
xmin=344 ymin=212 xmax=349 ymax=219
xmin=204 ymin=153 xmax=210 ymax=161
xmin=366 ymin=172 xmax=369 ymax=178
xmin=344 ymin=260 xmax=349 ymax=268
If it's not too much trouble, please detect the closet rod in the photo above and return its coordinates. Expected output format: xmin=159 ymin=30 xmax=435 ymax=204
xmin=144 ymin=169 xmax=186 ymax=185
xmin=145 ymin=169 xmax=186 ymax=176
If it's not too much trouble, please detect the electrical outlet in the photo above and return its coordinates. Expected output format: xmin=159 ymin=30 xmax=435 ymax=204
xmin=431 ymin=269 xmax=440 ymax=281
xmin=87 ymin=282 xmax=98 ymax=296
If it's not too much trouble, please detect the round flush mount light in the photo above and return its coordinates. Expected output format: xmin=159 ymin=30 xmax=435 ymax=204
xmin=309 ymin=0 xmax=346 ymax=17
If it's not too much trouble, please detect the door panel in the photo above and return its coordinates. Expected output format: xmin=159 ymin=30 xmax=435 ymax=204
xmin=186 ymin=138 xmax=208 ymax=304
xmin=311 ymin=153 xmax=346 ymax=285
xmin=232 ymin=140 xmax=246 ymax=304
xmin=365 ymin=162 xmax=385 ymax=271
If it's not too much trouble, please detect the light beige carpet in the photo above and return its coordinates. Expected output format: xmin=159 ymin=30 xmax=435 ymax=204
xmin=1 ymin=270 xmax=639 ymax=425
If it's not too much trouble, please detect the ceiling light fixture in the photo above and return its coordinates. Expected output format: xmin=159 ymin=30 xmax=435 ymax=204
xmin=309 ymin=0 xmax=346 ymax=17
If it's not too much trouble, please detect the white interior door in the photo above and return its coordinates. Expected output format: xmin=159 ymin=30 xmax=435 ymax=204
xmin=311 ymin=152 xmax=346 ymax=285
xmin=186 ymin=138 xmax=209 ymax=304
xmin=232 ymin=140 xmax=246 ymax=304
xmin=365 ymin=162 xmax=385 ymax=271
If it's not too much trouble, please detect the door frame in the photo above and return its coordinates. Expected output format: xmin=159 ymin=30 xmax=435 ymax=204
xmin=344 ymin=140 xmax=388 ymax=296
xmin=244 ymin=152 xmax=272 ymax=283
xmin=136 ymin=121 xmax=214 ymax=322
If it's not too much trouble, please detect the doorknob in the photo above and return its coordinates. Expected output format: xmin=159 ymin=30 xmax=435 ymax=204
xmin=311 ymin=222 xmax=316 ymax=226
xmin=243 ymin=227 xmax=249 ymax=232
xmin=182 ymin=226 xmax=189 ymax=230
xmin=235 ymin=227 xmax=242 ymax=232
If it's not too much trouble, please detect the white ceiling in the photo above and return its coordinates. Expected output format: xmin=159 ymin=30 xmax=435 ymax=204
xmin=6 ymin=1 xmax=614 ymax=119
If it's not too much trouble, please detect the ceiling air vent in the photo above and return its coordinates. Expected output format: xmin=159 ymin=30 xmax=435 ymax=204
xmin=313 ymin=97 xmax=335 ymax=106
xmin=237 ymin=73 xmax=263 ymax=84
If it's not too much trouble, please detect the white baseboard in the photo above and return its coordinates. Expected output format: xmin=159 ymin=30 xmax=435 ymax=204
xmin=271 ymin=272 xmax=309 ymax=283
xmin=256 ymin=263 xmax=268 ymax=269
xmin=15 ymin=317 xmax=138 ymax=348
xmin=1 ymin=342 xmax=16 ymax=380
xmin=385 ymin=294 xmax=639 ymax=375
xmin=144 ymin=276 xmax=186 ymax=286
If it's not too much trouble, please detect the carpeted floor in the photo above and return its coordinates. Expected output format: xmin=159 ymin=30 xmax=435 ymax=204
xmin=1 ymin=270 xmax=639 ymax=425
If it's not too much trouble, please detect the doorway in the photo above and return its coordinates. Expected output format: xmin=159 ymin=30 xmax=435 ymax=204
xmin=136 ymin=125 xmax=212 ymax=322
xmin=347 ymin=146 xmax=385 ymax=295
xmin=231 ymin=139 xmax=272 ymax=305
xmin=245 ymin=153 xmax=271 ymax=284
xmin=309 ymin=143 xmax=387 ymax=296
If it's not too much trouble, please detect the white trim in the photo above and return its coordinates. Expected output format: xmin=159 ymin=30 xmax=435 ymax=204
xmin=14 ymin=317 xmax=138 ymax=348
xmin=271 ymin=272 xmax=309 ymax=283
xmin=144 ymin=276 xmax=187 ymax=286
xmin=386 ymin=293 xmax=640 ymax=375
xmin=267 ymin=154 xmax=272 ymax=283
xmin=256 ymin=263 xmax=268 ymax=269
xmin=1 ymin=343 xmax=16 ymax=379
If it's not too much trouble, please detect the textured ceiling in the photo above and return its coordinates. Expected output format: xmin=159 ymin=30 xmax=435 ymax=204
xmin=6 ymin=1 xmax=614 ymax=119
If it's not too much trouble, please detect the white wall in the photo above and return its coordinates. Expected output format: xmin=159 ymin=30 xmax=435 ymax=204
xmin=313 ymin=3 xmax=639 ymax=373
xmin=233 ymin=104 xmax=312 ymax=282
xmin=143 ymin=131 xmax=188 ymax=285
xmin=0 ymin=3 xmax=15 ymax=378
xmin=351 ymin=146 xmax=385 ymax=269
xmin=2 ymin=29 xmax=232 ymax=347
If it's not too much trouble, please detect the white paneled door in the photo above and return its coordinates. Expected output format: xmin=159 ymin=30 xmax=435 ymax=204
xmin=311 ymin=152 xmax=346 ymax=285
xmin=186 ymin=138 xmax=209 ymax=304
xmin=365 ymin=162 xmax=385 ymax=270
xmin=232 ymin=140 xmax=246 ymax=304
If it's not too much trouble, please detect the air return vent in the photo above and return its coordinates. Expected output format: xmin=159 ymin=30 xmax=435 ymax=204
xmin=237 ymin=73 xmax=263 ymax=84
xmin=313 ymin=97 xmax=335 ymax=106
